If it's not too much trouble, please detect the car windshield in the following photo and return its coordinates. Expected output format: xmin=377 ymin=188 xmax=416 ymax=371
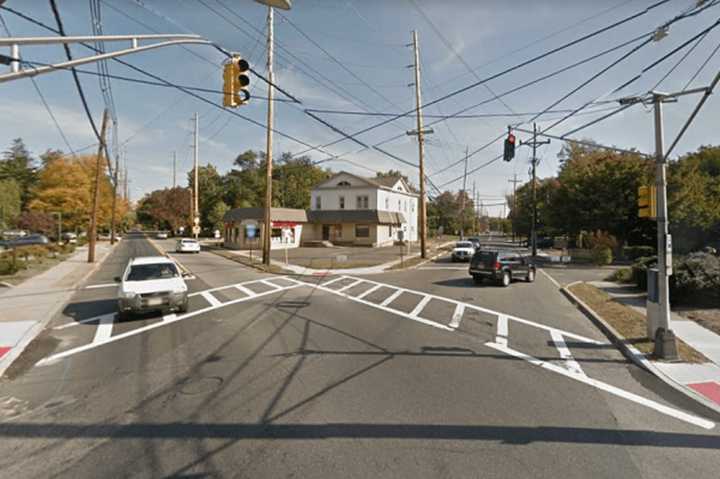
xmin=182 ymin=239 xmax=197 ymax=244
xmin=127 ymin=263 xmax=179 ymax=281
xmin=456 ymin=242 xmax=473 ymax=248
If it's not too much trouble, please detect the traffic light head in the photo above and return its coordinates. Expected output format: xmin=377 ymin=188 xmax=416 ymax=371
xmin=503 ymin=133 xmax=516 ymax=162
xmin=638 ymin=184 xmax=657 ymax=218
xmin=222 ymin=56 xmax=250 ymax=108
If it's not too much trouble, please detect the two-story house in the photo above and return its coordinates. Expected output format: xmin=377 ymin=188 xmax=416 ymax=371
xmin=303 ymin=171 xmax=418 ymax=247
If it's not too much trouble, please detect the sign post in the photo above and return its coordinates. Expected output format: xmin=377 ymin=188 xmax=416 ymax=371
xmin=245 ymin=222 xmax=258 ymax=264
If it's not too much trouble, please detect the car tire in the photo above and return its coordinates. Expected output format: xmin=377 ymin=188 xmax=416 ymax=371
xmin=472 ymin=274 xmax=483 ymax=285
xmin=117 ymin=311 xmax=129 ymax=321
xmin=526 ymin=269 xmax=535 ymax=283
xmin=500 ymin=271 xmax=511 ymax=287
xmin=178 ymin=301 xmax=188 ymax=314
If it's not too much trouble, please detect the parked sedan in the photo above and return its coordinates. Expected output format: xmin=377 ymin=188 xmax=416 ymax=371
xmin=176 ymin=238 xmax=200 ymax=254
xmin=451 ymin=241 xmax=476 ymax=262
xmin=156 ymin=231 xmax=169 ymax=239
xmin=469 ymin=249 xmax=535 ymax=287
xmin=0 ymin=234 xmax=50 ymax=248
xmin=116 ymin=256 xmax=189 ymax=319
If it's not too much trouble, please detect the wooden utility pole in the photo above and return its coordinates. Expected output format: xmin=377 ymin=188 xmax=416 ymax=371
xmin=173 ymin=150 xmax=177 ymax=188
xmin=459 ymin=146 xmax=469 ymax=239
xmin=521 ymin=123 xmax=550 ymax=257
xmin=508 ymin=173 xmax=521 ymax=242
xmin=411 ymin=30 xmax=428 ymax=258
xmin=88 ymin=108 xmax=109 ymax=263
xmin=110 ymin=152 xmax=118 ymax=245
xmin=262 ymin=5 xmax=275 ymax=266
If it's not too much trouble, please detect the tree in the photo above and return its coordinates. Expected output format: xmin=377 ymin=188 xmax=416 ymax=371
xmin=0 ymin=179 xmax=21 ymax=230
xmin=136 ymin=187 xmax=191 ymax=231
xmin=274 ymin=154 xmax=330 ymax=209
xmin=427 ymin=190 xmax=474 ymax=235
xmin=0 ymin=138 xmax=37 ymax=208
xmin=187 ymin=164 xmax=225 ymax=230
xmin=207 ymin=201 xmax=230 ymax=231
xmin=29 ymin=154 xmax=127 ymax=233
xmin=16 ymin=210 xmax=55 ymax=235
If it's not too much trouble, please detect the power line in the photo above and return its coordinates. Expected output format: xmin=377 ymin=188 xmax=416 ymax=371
xmin=683 ymin=36 xmax=720 ymax=90
xmin=0 ymin=13 xmax=78 ymax=158
xmin=294 ymin=0 xmax=678 ymax=154
xmin=304 ymin=104 xmax=622 ymax=119
xmin=48 ymin=0 xmax=114 ymax=178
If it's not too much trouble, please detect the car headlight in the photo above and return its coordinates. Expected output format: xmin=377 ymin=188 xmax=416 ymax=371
xmin=119 ymin=290 xmax=137 ymax=299
xmin=171 ymin=287 xmax=187 ymax=296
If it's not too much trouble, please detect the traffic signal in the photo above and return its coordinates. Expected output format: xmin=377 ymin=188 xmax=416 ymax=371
xmin=503 ymin=132 xmax=516 ymax=162
xmin=222 ymin=56 xmax=250 ymax=108
xmin=638 ymin=185 xmax=657 ymax=218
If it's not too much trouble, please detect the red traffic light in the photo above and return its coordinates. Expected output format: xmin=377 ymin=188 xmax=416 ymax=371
xmin=507 ymin=133 xmax=516 ymax=144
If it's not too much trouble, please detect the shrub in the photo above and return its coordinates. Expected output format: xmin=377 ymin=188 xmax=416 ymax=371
xmin=585 ymin=230 xmax=618 ymax=251
xmin=15 ymin=245 xmax=49 ymax=263
xmin=623 ymin=245 xmax=655 ymax=261
xmin=0 ymin=258 xmax=20 ymax=275
xmin=631 ymin=256 xmax=657 ymax=289
xmin=592 ymin=246 xmax=613 ymax=265
xmin=671 ymin=252 xmax=720 ymax=301
xmin=607 ymin=267 xmax=633 ymax=283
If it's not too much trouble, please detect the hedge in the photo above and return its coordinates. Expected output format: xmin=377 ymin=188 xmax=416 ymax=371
xmin=623 ymin=245 xmax=655 ymax=261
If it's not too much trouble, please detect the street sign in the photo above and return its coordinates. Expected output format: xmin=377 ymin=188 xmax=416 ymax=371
xmin=194 ymin=217 xmax=200 ymax=226
xmin=192 ymin=225 xmax=201 ymax=235
xmin=245 ymin=223 xmax=258 ymax=239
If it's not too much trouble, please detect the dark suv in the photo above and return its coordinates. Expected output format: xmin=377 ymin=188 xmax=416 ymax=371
xmin=469 ymin=249 xmax=535 ymax=287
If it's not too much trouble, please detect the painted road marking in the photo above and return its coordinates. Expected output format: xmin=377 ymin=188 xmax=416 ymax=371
xmin=37 ymin=278 xmax=301 ymax=366
xmin=260 ymin=279 xmax=282 ymax=291
xmin=200 ymin=291 xmax=223 ymax=308
xmin=85 ymin=283 xmax=117 ymax=290
xmin=337 ymin=279 xmax=364 ymax=293
xmin=54 ymin=315 xmax=106 ymax=330
xmin=380 ymin=289 xmax=404 ymax=307
xmin=318 ymin=276 xmax=345 ymax=288
xmin=162 ymin=313 xmax=176 ymax=323
xmin=92 ymin=314 xmax=115 ymax=343
xmin=356 ymin=284 xmax=382 ymax=300
xmin=496 ymin=314 xmax=509 ymax=347
xmin=409 ymin=295 xmax=432 ymax=318
xmin=485 ymin=341 xmax=715 ymax=430
xmin=550 ymin=330 xmax=585 ymax=377
xmin=235 ymin=285 xmax=257 ymax=297
xmin=418 ymin=267 xmax=468 ymax=271
xmin=449 ymin=304 xmax=465 ymax=329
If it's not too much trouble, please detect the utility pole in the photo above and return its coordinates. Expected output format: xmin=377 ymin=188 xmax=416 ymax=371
xmin=520 ymin=123 xmax=550 ymax=257
xmin=88 ymin=109 xmax=108 ymax=263
xmin=652 ymin=93 xmax=677 ymax=359
xmin=262 ymin=4 xmax=275 ymax=266
xmin=110 ymin=152 xmax=118 ymax=245
xmin=508 ymin=174 xmax=521 ymax=242
xmin=124 ymin=165 xmax=129 ymax=202
xmin=472 ymin=181 xmax=476 ymax=234
xmin=193 ymin=112 xmax=199 ymax=239
xmin=173 ymin=150 xmax=177 ymax=188
xmin=459 ymin=146 xmax=469 ymax=239
xmin=410 ymin=30 xmax=429 ymax=258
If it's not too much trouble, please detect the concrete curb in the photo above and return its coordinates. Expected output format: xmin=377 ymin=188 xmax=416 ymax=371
xmin=561 ymin=280 xmax=720 ymax=417
xmin=0 ymin=242 xmax=118 ymax=379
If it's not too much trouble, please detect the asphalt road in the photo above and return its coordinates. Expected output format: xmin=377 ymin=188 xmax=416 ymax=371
xmin=0 ymin=234 xmax=719 ymax=478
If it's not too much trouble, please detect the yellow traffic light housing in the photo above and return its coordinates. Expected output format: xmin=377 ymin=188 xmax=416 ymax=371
xmin=638 ymin=185 xmax=657 ymax=219
xmin=222 ymin=56 xmax=250 ymax=108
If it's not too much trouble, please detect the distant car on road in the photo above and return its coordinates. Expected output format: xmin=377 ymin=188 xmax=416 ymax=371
xmin=451 ymin=241 xmax=476 ymax=262
xmin=469 ymin=249 xmax=535 ymax=287
xmin=156 ymin=231 xmax=169 ymax=239
xmin=466 ymin=236 xmax=482 ymax=250
xmin=116 ymin=256 xmax=189 ymax=319
xmin=176 ymin=238 xmax=200 ymax=254
xmin=62 ymin=232 xmax=78 ymax=244
xmin=0 ymin=234 xmax=50 ymax=248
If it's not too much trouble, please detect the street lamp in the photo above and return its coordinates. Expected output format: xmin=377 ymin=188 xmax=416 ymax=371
xmin=254 ymin=0 xmax=292 ymax=9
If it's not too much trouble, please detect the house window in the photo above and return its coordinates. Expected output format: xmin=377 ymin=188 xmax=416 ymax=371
xmin=356 ymin=225 xmax=370 ymax=238
xmin=339 ymin=196 xmax=345 ymax=209
xmin=385 ymin=197 xmax=389 ymax=209
xmin=411 ymin=201 xmax=415 ymax=213
xmin=398 ymin=199 xmax=401 ymax=211
xmin=337 ymin=181 xmax=351 ymax=187
xmin=356 ymin=195 xmax=369 ymax=209
xmin=315 ymin=195 xmax=321 ymax=210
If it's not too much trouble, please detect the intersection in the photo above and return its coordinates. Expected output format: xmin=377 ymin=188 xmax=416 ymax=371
xmin=1 ymin=233 xmax=719 ymax=478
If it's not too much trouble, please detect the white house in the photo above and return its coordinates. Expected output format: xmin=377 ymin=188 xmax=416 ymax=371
xmin=303 ymin=172 xmax=418 ymax=247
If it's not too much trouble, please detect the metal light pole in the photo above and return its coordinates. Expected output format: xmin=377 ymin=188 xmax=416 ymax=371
xmin=193 ymin=112 xmax=199 ymax=239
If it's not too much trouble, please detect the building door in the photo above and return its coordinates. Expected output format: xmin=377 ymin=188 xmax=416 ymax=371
xmin=322 ymin=225 xmax=330 ymax=240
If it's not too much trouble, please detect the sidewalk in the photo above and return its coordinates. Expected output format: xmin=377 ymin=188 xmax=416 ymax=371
xmin=219 ymin=240 xmax=455 ymax=276
xmin=589 ymin=280 xmax=720 ymax=409
xmin=0 ymin=243 xmax=114 ymax=378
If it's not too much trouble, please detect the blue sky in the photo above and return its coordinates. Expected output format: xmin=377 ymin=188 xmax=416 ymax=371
xmin=2 ymin=0 xmax=719 ymax=216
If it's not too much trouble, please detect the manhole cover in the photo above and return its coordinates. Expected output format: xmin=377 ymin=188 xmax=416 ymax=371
xmin=179 ymin=376 xmax=223 ymax=395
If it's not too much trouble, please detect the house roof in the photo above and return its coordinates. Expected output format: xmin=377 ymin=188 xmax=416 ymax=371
xmin=307 ymin=209 xmax=406 ymax=225
xmin=223 ymin=207 xmax=308 ymax=223
xmin=313 ymin=171 xmax=417 ymax=196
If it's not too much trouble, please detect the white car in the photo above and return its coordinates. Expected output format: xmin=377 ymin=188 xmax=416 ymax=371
xmin=156 ymin=231 xmax=169 ymax=239
xmin=451 ymin=241 xmax=476 ymax=262
xmin=116 ymin=256 xmax=189 ymax=318
xmin=176 ymin=238 xmax=200 ymax=254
